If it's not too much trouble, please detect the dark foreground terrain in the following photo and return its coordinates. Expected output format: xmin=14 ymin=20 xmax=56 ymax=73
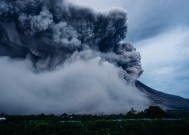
xmin=1 ymin=106 xmax=189 ymax=135
xmin=1 ymin=118 xmax=189 ymax=135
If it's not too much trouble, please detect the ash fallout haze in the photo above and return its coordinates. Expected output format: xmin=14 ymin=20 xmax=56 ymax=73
xmin=0 ymin=0 xmax=189 ymax=114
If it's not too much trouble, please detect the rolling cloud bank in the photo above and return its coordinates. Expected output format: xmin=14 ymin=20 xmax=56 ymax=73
xmin=0 ymin=0 xmax=149 ymax=114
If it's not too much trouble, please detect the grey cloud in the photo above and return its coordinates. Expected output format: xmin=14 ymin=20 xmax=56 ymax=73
xmin=0 ymin=0 xmax=140 ymax=81
xmin=52 ymin=22 xmax=82 ymax=49
xmin=0 ymin=0 xmax=147 ymax=114
xmin=30 ymin=8 xmax=53 ymax=33
xmin=0 ymin=57 xmax=149 ymax=114
xmin=124 ymin=0 xmax=189 ymax=42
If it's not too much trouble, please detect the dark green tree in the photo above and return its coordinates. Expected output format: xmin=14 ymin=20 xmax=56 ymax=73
xmin=143 ymin=106 xmax=168 ymax=118
xmin=126 ymin=108 xmax=137 ymax=119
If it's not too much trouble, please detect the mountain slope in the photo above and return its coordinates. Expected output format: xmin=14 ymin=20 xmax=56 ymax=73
xmin=136 ymin=81 xmax=189 ymax=111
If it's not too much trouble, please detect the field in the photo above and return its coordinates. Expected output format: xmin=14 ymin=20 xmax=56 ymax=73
xmin=1 ymin=107 xmax=189 ymax=135
xmin=1 ymin=118 xmax=189 ymax=135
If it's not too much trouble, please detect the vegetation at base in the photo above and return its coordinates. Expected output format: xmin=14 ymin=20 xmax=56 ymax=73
xmin=1 ymin=106 xmax=189 ymax=135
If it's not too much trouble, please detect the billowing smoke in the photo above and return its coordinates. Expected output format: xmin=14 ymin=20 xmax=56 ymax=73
xmin=0 ymin=0 xmax=149 ymax=114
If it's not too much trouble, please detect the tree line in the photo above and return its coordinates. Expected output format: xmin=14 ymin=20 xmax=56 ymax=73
xmin=0 ymin=106 xmax=178 ymax=121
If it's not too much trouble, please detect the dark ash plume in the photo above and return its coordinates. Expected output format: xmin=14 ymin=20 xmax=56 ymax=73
xmin=0 ymin=0 xmax=142 ymax=81
xmin=0 ymin=0 xmax=148 ymax=114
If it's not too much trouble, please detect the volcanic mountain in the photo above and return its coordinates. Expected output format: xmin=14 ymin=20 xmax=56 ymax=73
xmin=136 ymin=81 xmax=189 ymax=111
xmin=0 ymin=0 xmax=189 ymax=114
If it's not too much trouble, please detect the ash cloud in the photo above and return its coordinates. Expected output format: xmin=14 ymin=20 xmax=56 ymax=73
xmin=0 ymin=0 xmax=148 ymax=114
xmin=0 ymin=57 xmax=149 ymax=114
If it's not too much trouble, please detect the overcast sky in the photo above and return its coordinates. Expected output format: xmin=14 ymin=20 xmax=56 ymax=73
xmin=70 ymin=0 xmax=189 ymax=98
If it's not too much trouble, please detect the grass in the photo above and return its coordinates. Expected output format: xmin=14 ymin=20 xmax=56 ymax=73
xmin=1 ymin=118 xmax=189 ymax=135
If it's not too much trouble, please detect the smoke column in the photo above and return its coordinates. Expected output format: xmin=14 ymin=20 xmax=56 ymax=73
xmin=0 ymin=0 xmax=149 ymax=114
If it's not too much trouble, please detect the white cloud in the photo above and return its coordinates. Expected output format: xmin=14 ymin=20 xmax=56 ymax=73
xmin=136 ymin=27 xmax=189 ymax=97
xmin=154 ymin=66 xmax=175 ymax=75
xmin=137 ymin=27 xmax=189 ymax=67
xmin=69 ymin=0 xmax=126 ymax=11
xmin=0 ymin=57 xmax=149 ymax=114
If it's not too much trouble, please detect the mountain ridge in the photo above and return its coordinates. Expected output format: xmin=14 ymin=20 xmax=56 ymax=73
xmin=136 ymin=81 xmax=189 ymax=111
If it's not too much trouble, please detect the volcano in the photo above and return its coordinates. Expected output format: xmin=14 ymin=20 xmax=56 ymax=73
xmin=136 ymin=81 xmax=189 ymax=111
xmin=0 ymin=0 xmax=189 ymax=114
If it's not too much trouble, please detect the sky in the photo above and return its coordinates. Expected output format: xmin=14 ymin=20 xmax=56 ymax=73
xmin=70 ymin=0 xmax=189 ymax=98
